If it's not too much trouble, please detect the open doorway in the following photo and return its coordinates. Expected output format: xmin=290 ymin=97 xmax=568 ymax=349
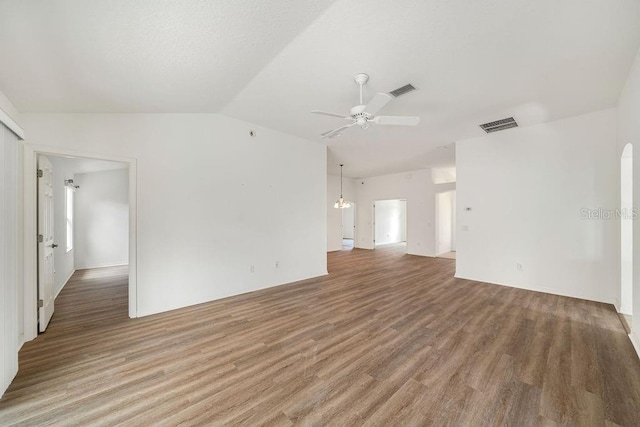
xmin=436 ymin=190 xmax=456 ymax=259
xmin=23 ymin=145 xmax=137 ymax=342
xmin=342 ymin=203 xmax=355 ymax=249
xmin=621 ymin=143 xmax=633 ymax=324
xmin=374 ymin=199 xmax=407 ymax=250
xmin=36 ymin=154 xmax=130 ymax=333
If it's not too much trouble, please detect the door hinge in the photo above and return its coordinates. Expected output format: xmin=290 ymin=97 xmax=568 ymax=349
xmin=38 ymin=234 xmax=43 ymax=243
xmin=38 ymin=299 xmax=44 ymax=308
xmin=37 ymin=169 xmax=43 ymax=178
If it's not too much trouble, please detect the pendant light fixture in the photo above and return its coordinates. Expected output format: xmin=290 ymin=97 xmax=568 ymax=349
xmin=334 ymin=164 xmax=352 ymax=209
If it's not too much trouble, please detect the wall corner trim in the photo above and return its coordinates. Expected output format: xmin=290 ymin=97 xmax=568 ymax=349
xmin=0 ymin=107 xmax=24 ymax=140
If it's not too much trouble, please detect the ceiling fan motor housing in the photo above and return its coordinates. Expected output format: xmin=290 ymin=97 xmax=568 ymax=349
xmin=350 ymin=105 xmax=371 ymax=127
xmin=354 ymin=73 xmax=369 ymax=85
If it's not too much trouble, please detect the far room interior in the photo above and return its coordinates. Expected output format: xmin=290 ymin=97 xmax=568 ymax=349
xmin=36 ymin=153 xmax=130 ymax=332
xmin=374 ymin=199 xmax=407 ymax=249
xmin=341 ymin=203 xmax=354 ymax=248
xmin=2 ymin=1 xmax=640 ymax=425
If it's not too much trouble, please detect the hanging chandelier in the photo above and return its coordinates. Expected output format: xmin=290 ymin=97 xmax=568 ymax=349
xmin=334 ymin=164 xmax=352 ymax=209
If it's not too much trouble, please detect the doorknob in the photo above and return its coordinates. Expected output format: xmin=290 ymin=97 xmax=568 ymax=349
xmin=51 ymin=243 xmax=59 ymax=248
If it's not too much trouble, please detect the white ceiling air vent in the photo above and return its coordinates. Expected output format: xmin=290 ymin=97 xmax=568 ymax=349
xmin=389 ymin=84 xmax=416 ymax=97
xmin=479 ymin=117 xmax=518 ymax=133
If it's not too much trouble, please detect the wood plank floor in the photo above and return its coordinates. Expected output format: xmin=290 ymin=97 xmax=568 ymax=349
xmin=2 ymin=246 xmax=640 ymax=426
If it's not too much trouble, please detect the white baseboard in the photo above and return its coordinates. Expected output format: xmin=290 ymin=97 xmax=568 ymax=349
xmin=452 ymin=273 xmax=608 ymax=304
xmin=610 ymin=300 xmax=638 ymax=360
xmin=613 ymin=300 xmax=621 ymax=313
xmin=613 ymin=298 xmax=634 ymax=316
xmin=75 ymin=262 xmax=128 ymax=270
xmin=630 ymin=332 xmax=640 ymax=361
xmin=55 ymin=268 xmax=76 ymax=299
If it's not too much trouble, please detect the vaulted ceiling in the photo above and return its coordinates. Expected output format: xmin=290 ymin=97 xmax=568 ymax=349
xmin=1 ymin=0 xmax=639 ymax=177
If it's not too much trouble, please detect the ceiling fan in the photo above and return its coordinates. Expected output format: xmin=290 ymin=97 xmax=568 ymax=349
xmin=312 ymin=73 xmax=420 ymax=139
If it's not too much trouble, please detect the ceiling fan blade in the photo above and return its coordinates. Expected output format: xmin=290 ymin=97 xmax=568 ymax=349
xmin=311 ymin=110 xmax=350 ymax=119
xmin=364 ymin=92 xmax=392 ymax=115
xmin=321 ymin=122 xmax=356 ymax=139
xmin=373 ymin=116 xmax=420 ymax=126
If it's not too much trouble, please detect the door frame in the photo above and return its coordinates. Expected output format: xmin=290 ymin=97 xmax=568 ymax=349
xmin=23 ymin=144 xmax=138 ymax=342
xmin=435 ymin=190 xmax=456 ymax=256
xmin=620 ymin=142 xmax=633 ymax=316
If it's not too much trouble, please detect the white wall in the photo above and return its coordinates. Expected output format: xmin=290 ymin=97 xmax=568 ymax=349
xmin=21 ymin=113 xmax=327 ymax=317
xmin=456 ymin=108 xmax=618 ymax=303
xmin=327 ymin=173 xmax=355 ymax=252
xmin=49 ymin=157 xmax=76 ymax=296
xmin=0 ymin=123 xmax=19 ymax=396
xmin=0 ymin=90 xmax=21 ymax=397
xmin=618 ymin=45 xmax=640 ymax=354
xmin=355 ymin=169 xmax=455 ymax=256
xmin=432 ymin=167 xmax=456 ymax=184
xmin=74 ymin=168 xmax=129 ymax=269
xmin=374 ymin=199 xmax=406 ymax=245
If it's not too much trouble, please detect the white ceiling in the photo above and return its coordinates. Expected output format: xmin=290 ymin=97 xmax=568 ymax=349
xmin=1 ymin=0 xmax=639 ymax=178
xmin=0 ymin=0 xmax=335 ymax=112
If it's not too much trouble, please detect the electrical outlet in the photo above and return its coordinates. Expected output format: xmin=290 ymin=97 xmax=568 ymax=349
xmin=250 ymin=265 xmax=255 ymax=273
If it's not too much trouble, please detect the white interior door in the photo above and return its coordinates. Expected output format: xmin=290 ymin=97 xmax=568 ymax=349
xmin=38 ymin=155 xmax=55 ymax=332
xmin=342 ymin=205 xmax=355 ymax=239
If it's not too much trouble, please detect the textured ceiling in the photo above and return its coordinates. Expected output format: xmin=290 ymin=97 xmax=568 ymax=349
xmin=1 ymin=0 xmax=640 ymax=178
xmin=0 ymin=0 xmax=336 ymax=112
